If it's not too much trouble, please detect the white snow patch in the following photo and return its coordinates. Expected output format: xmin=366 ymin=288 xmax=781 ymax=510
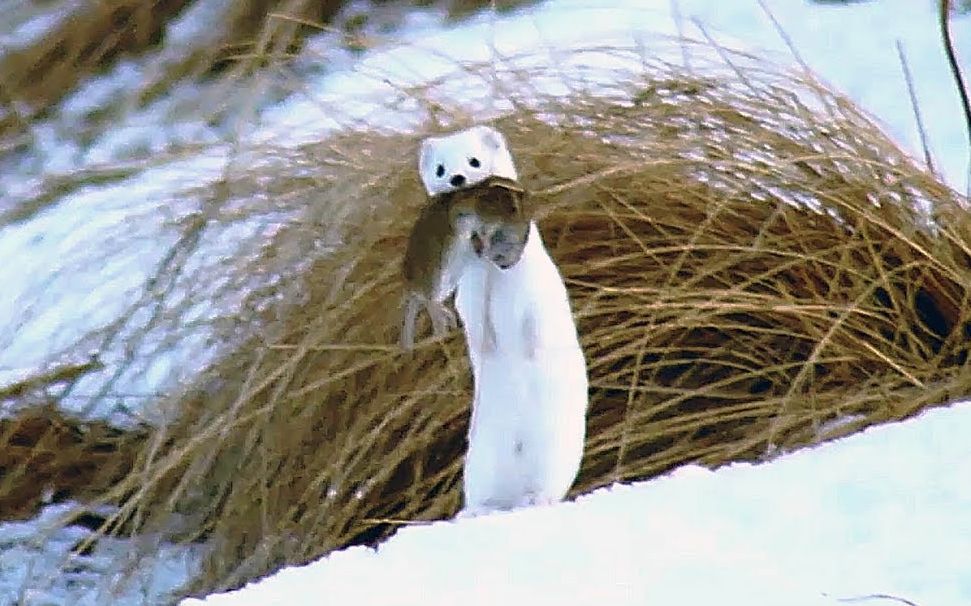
xmin=250 ymin=0 xmax=971 ymax=192
xmin=0 ymin=151 xmax=231 ymax=419
xmin=0 ymin=503 xmax=203 ymax=605
xmin=0 ymin=1 xmax=83 ymax=51
xmin=185 ymin=401 xmax=971 ymax=606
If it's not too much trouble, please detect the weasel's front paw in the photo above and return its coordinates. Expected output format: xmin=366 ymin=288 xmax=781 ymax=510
xmin=455 ymin=507 xmax=488 ymax=520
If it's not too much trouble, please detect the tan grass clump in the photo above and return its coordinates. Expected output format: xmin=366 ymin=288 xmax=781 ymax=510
xmin=75 ymin=47 xmax=971 ymax=595
xmin=0 ymin=403 xmax=146 ymax=520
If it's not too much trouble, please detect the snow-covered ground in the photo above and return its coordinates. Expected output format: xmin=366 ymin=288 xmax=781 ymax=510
xmin=185 ymin=400 xmax=971 ymax=606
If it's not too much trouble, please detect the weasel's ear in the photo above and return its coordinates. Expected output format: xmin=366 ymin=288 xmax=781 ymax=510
xmin=473 ymin=125 xmax=508 ymax=152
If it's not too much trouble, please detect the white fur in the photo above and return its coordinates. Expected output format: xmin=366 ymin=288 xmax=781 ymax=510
xmin=454 ymin=222 xmax=588 ymax=515
xmin=419 ymin=125 xmax=519 ymax=196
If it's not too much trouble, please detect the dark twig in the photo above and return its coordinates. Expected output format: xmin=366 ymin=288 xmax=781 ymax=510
xmin=835 ymin=592 xmax=922 ymax=606
xmin=757 ymin=0 xmax=808 ymax=72
xmin=670 ymin=0 xmax=691 ymax=71
xmin=690 ymin=18 xmax=753 ymax=91
xmin=756 ymin=0 xmax=838 ymax=120
xmin=939 ymin=0 xmax=971 ymax=193
xmin=895 ymin=40 xmax=936 ymax=174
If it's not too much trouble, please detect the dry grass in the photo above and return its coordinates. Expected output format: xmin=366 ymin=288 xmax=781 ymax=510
xmin=0 ymin=403 xmax=146 ymax=521
xmin=4 ymin=37 xmax=971 ymax=599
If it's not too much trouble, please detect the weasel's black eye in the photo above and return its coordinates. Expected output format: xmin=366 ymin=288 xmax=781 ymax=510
xmin=469 ymin=157 xmax=481 ymax=168
xmin=436 ymin=164 xmax=445 ymax=177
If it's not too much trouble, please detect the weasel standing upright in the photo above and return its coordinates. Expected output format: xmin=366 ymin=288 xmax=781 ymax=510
xmin=414 ymin=125 xmax=589 ymax=516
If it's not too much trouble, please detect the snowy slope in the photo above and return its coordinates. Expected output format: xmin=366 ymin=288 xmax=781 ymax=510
xmin=254 ymin=0 xmax=971 ymax=187
xmin=185 ymin=401 xmax=971 ymax=606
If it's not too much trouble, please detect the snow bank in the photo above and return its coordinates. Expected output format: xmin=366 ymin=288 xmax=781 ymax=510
xmin=185 ymin=401 xmax=971 ymax=606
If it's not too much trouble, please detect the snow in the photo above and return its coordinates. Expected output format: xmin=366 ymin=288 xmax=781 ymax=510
xmin=253 ymin=0 xmax=971 ymax=190
xmin=672 ymin=0 xmax=971 ymax=192
xmin=0 ymin=150 xmax=232 ymax=421
xmin=185 ymin=400 xmax=971 ymax=606
xmin=0 ymin=503 xmax=202 ymax=605
xmin=0 ymin=1 xmax=83 ymax=52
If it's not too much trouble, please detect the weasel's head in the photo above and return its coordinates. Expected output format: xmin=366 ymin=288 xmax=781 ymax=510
xmin=418 ymin=125 xmax=518 ymax=196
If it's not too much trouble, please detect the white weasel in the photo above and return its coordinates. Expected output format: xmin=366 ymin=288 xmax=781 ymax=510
xmin=417 ymin=125 xmax=588 ymax=516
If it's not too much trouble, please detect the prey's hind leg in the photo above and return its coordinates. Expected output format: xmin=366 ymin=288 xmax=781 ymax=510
xmin=401 ymin=296 xmax=457 ymax=350
xmin=400 ymin=295 xmax=422 ymax=350
xmin=428 ymin=301 xmax=457 ymax=337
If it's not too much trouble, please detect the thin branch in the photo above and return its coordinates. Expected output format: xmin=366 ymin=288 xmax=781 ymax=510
xmin=757 ymin=0 xmax=809 ymax=72
xmin=835 ymin=593 xmax=922 ymax=606
xmin=895 ymin=40 xmax=936 ymax=174
xmin=0 ymin=358 xmax=104 ymax=400
xmin=266 ymin=12 xmax=327 ymax=31
xmin=939 ymin=0 xmax=971 ymax=194
xmin=690 ymin=18 xmax=754 ymax=92
xmin=757 ymin=0 xmax=837 ymax=120
xmin=670 ymin=0 xmax=691 ymax=71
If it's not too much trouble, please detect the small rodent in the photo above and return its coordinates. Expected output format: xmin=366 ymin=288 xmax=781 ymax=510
xmin=400 ymin=176 xmax=530 ymax=350
xmin=400 ymin=124 xmax=523 ymax=350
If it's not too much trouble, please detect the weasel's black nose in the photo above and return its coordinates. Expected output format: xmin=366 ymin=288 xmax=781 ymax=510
xmin=450 ymin=174 xmax=466 ymax=187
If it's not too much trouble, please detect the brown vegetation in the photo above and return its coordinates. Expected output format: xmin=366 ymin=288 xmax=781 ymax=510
xmin=0 ymin=403 xmax=147 ymax=520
